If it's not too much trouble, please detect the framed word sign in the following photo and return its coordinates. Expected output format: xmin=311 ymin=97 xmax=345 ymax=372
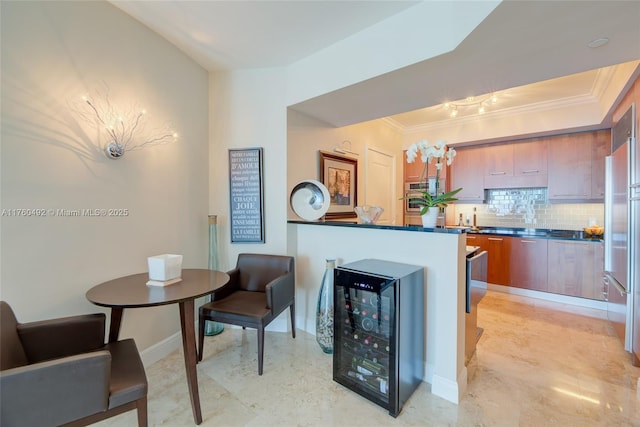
xmin=229 ymin=148 xmax=265 ymax=243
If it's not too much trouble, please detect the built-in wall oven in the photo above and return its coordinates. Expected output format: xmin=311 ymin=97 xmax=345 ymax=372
xmin=404 ymin=181 xmax=432 ymax=214
xmin=404 ymin=180 xmax=444 ymax=226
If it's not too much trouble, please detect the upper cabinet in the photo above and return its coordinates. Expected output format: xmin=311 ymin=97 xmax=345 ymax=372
xmin=403 ymin=150 xmax=449 ymax=182
xmin=547 ymin=130 xmax=610 ymax=201
xmin=483 ymin=144 xmax=514 ymax=187
xmin=590 ymin=130 xmax=611 ymax=199
xmin=450 ymin=146 xmax=485 ymax=202
xmin=442 ymin=129 xmax=610 ymax=203
xmin=484 ymin=140 xmax=548 ymax=189
xmin=514 ymin=139 xmax=548 ymax=178
xmin=403 ymin=150 xmax=423 ymax=182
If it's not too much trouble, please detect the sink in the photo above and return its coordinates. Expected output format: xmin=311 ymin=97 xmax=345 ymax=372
xmin=518 ymin=230 xmax=548 ymax=237
xmin=474 ymin=228 xmax=516 ymax=235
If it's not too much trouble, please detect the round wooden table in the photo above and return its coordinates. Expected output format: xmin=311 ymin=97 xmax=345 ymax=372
xmin=87 ymin=269 xmax=230 ymax=425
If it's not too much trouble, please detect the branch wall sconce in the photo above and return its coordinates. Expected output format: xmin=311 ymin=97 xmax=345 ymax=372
xmin=77 ymin=85 xmax=178 ymax=159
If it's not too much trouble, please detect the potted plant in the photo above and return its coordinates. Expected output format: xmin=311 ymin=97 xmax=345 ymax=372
xmin=402 ymin=140 xmax=462 ymax=227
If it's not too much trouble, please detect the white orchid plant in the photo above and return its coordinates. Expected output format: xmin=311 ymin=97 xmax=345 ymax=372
xmin=402 ymin=140 xmax=462 ymax=213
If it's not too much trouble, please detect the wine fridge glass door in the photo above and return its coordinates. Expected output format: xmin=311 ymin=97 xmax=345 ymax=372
xmin=333 ymin=270 xmax=396 ymax=410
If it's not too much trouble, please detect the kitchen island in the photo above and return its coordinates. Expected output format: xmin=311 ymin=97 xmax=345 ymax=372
xmin=287 ymin=220 xmax=468 ymax=404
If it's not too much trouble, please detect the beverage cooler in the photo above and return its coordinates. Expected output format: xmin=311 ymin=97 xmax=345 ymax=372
xmin=333 ymin=259 xmax=424 ymax=417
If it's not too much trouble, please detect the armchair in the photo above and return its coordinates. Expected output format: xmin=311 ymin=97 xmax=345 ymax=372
xmin=198 ymin=253 xmax=295 ymax=375
xmin=0 ymin=301 xmax=147 ymax=427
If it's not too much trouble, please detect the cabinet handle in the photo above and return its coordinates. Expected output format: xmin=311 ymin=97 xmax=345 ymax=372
xmin=488 ymin=237 xmax=503 ymax=241
xmin=489 ymin=171 xmax=506 ymax=175
xmin=520 ymin=240 xmax=537 ymax=243
xmin=521 ymin=170 xmax=539 ymax=174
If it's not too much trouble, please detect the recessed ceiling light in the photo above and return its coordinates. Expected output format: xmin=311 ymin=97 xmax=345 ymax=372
xmin=588 ymin=37 xmax=609 ymax=48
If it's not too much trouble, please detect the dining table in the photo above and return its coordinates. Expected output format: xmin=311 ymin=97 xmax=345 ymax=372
xmin=86 ymin=268 xmax=230 ymax=425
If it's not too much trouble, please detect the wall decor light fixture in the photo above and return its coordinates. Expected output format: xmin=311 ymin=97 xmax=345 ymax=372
xmin=333 ymin=140 xmax=359 ymax=156
xmin=77 ymin=85 xmax=178 ymax=159
xmin=444 ymin=93 xmax=499 ymax=118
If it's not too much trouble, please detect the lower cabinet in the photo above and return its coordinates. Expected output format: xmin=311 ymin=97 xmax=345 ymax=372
xmin=547 ymin=240 xmax=605 ymax=300
xmin=510 ymin=238 xmax=548 ymax=291
xmin=467 ymin=234 xmax=604 ymax=300
xmin=466 ymin=234 xmax=511 ymax=285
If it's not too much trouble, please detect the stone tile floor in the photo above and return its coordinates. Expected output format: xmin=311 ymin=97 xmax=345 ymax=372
xmin=97 ymin=290 xmax=640 ymax=426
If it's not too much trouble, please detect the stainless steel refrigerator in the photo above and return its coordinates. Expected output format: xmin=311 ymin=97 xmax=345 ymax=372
xmin=604 ymin=102 xmax=639 ymax=366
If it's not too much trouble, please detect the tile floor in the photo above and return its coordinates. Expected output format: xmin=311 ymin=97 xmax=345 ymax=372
xmin=97 ymin=291 xmax=640 ymax=426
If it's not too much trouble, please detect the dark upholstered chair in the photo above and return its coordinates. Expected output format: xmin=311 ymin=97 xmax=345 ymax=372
xmin=0 ymin=301 xmax=148 ymax=427
xmin=198 ymin=253 xmax=295 ymax=375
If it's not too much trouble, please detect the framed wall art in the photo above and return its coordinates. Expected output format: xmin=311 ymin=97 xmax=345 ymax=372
xmin=319 ymin=151 xmax=358 ymax=219
xmin=229 ymin=147 xmax=265 ymax=243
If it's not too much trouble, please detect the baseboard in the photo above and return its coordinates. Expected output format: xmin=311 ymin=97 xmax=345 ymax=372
xmin=139 ymin=331 xmax=181 ymax=368
xmin=431 ymin=366 xmax=467 ymax=404
xmin=487 ymin=284 xmax=608 ymax=317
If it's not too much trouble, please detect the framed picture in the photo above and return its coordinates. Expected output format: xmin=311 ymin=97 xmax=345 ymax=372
xmin=228 ymin=148 xmax=265 ymax=243
xmin=319 ymin=151 xmax=357 ymax=219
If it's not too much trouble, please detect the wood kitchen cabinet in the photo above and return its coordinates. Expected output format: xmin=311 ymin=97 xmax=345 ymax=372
xmin=594 ymin=241 xmax=605 ymax=300
xmin=484 ymin=140 xmax=548 ymax=189
xmin=451 ymin=147 xmax=485 ymax=202
xmin=403 ymin=151 xmax=449 ymax=182
xmin=469 ymin=233 xmax=604 ymax=299
xmin=466 ymin=234 xmax=511 ymax=285
xmin=484 ymin=144 xmax=514 ymax=177
xmin=547 ymin=240 xmax=604 ymax=300
xmin=510 ymin=238 xmax=548 ymax=291
xmin=548 ymin=130 xmax=610 ymax=201
xmin=403 ymin=150 xmax=424 ymax=182
xmin=590 ymin=130 xmax=611 ymax=199
xmin=514 ymin=139 xmax=548 ymax=178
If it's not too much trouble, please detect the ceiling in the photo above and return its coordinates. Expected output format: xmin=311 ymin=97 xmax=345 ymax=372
xmin=111 ymin=1 xmax=640 ymax=130
xmin=386 ymin=65 xmax=619 ymax=128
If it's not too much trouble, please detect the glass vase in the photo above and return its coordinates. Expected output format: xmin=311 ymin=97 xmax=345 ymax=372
xmin=205 ymin=215 xmax=224 ymax=336
xmin=316 ymin=259 xmax=335 ymax=354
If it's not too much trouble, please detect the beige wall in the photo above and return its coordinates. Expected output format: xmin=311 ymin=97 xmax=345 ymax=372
xmin=0 ymin=1 xmax=209 ymax=352
xmin=287 ymin=110 xmax=405 ymax=225
xmin=209 ymin=68 xmax=289 ymax=271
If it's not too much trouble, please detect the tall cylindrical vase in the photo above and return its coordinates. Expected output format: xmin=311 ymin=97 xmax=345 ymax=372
xmin=205 ymin=215 xmax=224 ymax=336
xmin=316 ymin=259 xmax=335 ymax=354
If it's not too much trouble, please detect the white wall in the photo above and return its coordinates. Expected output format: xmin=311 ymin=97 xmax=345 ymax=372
xmin=0 ymin=1 xmax=209 ymax=352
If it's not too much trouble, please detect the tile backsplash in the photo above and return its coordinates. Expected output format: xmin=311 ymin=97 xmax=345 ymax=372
xmin=452 ymin=188 xmax=604 ymax=230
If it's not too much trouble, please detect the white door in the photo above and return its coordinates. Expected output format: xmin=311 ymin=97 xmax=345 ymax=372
xmin=365 ymin=146 xmax=396 ymax=225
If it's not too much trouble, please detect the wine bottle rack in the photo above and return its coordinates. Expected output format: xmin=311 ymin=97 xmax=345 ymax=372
xmin=338 ymin=287 xmax=393 ymax=399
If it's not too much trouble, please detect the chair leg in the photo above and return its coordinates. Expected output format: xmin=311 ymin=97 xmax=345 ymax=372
xmin=137 ymin=396 xmax=148 ymax=427
xmin=290 ymin=303 xmax=296 ymax=339
xmin=257 ymin=325 xmax=264 ymax=375
xmin=197 ymin=315 xmax=206 ymax=362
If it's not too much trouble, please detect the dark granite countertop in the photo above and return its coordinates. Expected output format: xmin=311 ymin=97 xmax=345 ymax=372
xmin=287 ymin=220 xmax=467 ymax=234
xmin=288 ymin=220 xmax=603 ymax=242
xmin=466 ymin=226 xmax=603 ymax=242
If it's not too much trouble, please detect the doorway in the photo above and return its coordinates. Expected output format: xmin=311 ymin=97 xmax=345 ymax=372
xmin=364 ymin=146 xmax=396 ymax=225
